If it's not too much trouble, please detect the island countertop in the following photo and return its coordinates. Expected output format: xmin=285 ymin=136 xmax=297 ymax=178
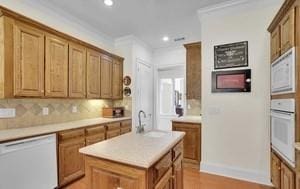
xmin=79 ymin=130 xmax=185 ymax=168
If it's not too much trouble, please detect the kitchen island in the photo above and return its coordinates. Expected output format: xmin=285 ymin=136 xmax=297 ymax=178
xmin=79 ymin=130 xmax=185 ymax=189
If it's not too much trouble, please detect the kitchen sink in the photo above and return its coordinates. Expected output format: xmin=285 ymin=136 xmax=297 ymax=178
xmin=143 ymin=131 xmax=167 ymax=138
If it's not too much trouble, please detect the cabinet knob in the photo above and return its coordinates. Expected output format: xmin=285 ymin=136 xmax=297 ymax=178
xmin=117 ymin=187 xmax=123 ymax=189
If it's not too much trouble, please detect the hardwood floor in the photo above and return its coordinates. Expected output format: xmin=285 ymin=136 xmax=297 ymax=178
xmin=65 ymin=168 xmax=273 ymax=189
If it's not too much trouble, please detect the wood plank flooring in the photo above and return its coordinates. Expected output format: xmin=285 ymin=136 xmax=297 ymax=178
xmin=65 ymin=168 xmax=273 ymax=189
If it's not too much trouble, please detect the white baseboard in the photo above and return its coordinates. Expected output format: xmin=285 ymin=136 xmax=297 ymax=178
xmin=200 ymin=162 xmax=272 ymax=186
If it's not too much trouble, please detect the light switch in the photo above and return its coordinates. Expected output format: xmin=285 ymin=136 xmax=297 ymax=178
xmin=0 ymin=108 xmax=16 ymax=118
xmin=42 ymin=107 xmax=49 ymax=116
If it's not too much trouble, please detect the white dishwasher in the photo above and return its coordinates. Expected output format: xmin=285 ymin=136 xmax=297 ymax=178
xmin=0 ymin=134 xmax=58 ymax=189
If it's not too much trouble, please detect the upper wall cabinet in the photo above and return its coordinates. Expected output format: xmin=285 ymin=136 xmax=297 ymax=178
xmin=101 ymin=55 xmax=113 ymax=99
xmin=87 ymin=49 xmax=101 ymax=99
xmin=69 ymin=43 xmax=86 ymax=98
xmin=112 ymin=58 xmax=123 ymax=99
xmin=184 ymin=42 xmax=201 ymax=100
xmin=45 ymin=34 xmax=69 ymax=97
xmin=0 ymin=8 xmax=124 ymax=99
xmin=14 ymin=21 xmax=45 ymax=97
xmin=269 ymin=6 xmax=297 ymax=62
xmin=270 ymin=26 xmax=281 ymax=62
xmin=280 ymin=8 xmax=295 ymax=54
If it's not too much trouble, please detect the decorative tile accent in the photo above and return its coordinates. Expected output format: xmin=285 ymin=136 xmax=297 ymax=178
xmin=0 ymin=99 xmax=114 ymax=130
xmin=186 ymin=99 xmax=201 ymax=116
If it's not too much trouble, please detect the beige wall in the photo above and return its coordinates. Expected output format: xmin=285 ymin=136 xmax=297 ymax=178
xmin=0 ymin=99 xmax=112 ymax=130
xmin=200 ymin=0 xmax=282 ymax=185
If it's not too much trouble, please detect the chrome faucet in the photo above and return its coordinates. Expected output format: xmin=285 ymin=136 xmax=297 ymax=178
xmin=137 ymin=110 xmax=146 ymax=133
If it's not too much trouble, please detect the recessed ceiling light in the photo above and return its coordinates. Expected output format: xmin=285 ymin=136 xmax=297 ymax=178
xmin=162 ymin=36 xmax=169 ymax=42
xmin=104 ymin=0 xmax=113 ymax=6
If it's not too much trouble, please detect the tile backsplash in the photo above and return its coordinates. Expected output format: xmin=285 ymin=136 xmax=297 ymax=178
xmin=0 ymin=99 xmax=113 ymax=130
xmin=186 ymin=99 xmax=201 ymax=116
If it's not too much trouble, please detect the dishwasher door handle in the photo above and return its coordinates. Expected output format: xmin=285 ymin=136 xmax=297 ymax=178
xmin=0 ymin=134 xmax=56 ymax=155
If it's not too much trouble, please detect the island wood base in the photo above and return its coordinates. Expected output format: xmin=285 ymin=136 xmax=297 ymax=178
xmin=84 ymin=140 xmax=183 ymax=189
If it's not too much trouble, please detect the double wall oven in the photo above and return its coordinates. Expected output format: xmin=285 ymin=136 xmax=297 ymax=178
xmin=270 ymin=47 xmax=296 ymax=167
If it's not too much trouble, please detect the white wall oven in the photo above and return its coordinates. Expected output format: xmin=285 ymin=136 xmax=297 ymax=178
xmin=271 ymin=99 xmax=295 ymax=167
xmin=271 ymin=47 xmax=295 ymax=95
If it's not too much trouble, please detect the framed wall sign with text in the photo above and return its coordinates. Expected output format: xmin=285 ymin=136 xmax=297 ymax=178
xmin=214 ymin=41 xmax=248 ymax=69
xmin=212 ymin=69 xmax=251 ymax=93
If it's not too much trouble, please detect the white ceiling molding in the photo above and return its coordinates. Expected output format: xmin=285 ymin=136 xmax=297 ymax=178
xmin=115 ymin=35 xmax=153 ymax=53
xmin=197 ymin=0 xmax=281 ymax=21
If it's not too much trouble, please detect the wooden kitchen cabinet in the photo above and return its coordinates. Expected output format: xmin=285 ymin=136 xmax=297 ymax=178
xmin=87 ymin=49 xmax=101 ymax=98
xmin=280 ymin=7 xmax=295 ymax=54
xmin=121 ymin=120 xmax=132 ymax=134
xmin=270 ymin=26 xmax=281 ymax=62
xmin=172 ymin=121 xmax=201 ymax=169
xmin=112 ymin=58 xmax=123 ymax=99
xmin=101 ymin=55 xmax=113 ymax=99
xmin=106 ymin=122 xmax=121 ymax=139
xmin=271 ymin=152 xmax=281 ymax=189
xmin=58 ymin=129 xmax=86 ymax=187
xmin=45 ymin=34 xmax=68 ymax=97
xmin=13 ymin=21 xmax=45 ymax=97
xmin=154 ymin=168 xmax=173 ymax=189
xmin=281 ymin=162 xmax=295 ymax=189
xmin=85 ymin=125 xmax=105 ymax=145
xmin=184 ymin=42 xmax=201 ymax=100
xmin=296 ymin=174 xmax=300 ymax=189
xmin=69 ymin=43 xmax=86 ymax=98
xmin=172 ymin=155 xmax=183 ymax=189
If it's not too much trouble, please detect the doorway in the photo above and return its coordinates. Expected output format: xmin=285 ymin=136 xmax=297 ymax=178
xmin=135 ymin=59 xmax=154 ymax=131
xmin=156 ymin=65 xmax=185 ymax=130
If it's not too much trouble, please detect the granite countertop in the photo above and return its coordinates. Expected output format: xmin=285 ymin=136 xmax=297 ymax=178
xmin=171 ymin=116 xmax=202 ymax=124
xmin=0 ymin=117 xmax=131 ymax=143
xmin=79 ymin=130 xmax=185 ymax=168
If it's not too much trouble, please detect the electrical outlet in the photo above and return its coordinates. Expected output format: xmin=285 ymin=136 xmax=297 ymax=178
xmin=187 ymin=104 xmax=191 ymax=110
xmin=72 ymin=106 xmax=78 ymax=113
xmin=0 ymin=108 xmax=16 ymax=118
xmin=42 ymin=107 xmax=49 ymax=116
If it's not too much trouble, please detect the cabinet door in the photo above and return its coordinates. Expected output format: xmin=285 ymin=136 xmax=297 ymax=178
xmin=271 ymin=152 xmax=281 ymax=189
xmin=112 ymin=58 xmax=123 ymax=99
xmin=184 ymin=43 xmax=201 ymax=100
xmin=100 ymin=55 xmax=112 ymax=99
xmin=280 ymin=8 xmax=295 ymax=54
xmin=154 ymin=168 xmax=173 ymax=189
xmin=172 ymin=123 xmax=201 ymax=164
xmin=13 ymin=21 xmax=45 ymax=97
xmin=89 ymin=168 xmax=139 ymax=189
xmin=270 ymin=27 xmax=281 ymax=62
xmin=173 ymin=156 xmax=183 ymax=189
xmin=87 ymin=49 xmax=101 ymax=98
xmin=85 ymin=125 xmax=105 ymax=145
xmin=45 ymin=34 xmax=68 ymax=97
xmin=69 ymin=43 xmax=86 ymax=98
xmin=106 ymin=129 xmax=120 ymax=139
xmin=58 ymin=137 xmax=85 ymax=187
xmin=281 ymin=163 xmax=295 ymax=189
xmin=296 ymin=174 xmax=300 ymax=189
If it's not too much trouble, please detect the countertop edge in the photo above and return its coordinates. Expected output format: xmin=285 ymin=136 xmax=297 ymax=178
xmin=0 ymin=117 xmax=132 ymax=143
xmin=79 ymin=132 xmax=185 ymax=168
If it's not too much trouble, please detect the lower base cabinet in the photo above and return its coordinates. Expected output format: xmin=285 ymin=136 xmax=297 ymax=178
xmin=84 ymin=140 xmax=183 ymax=189
xmin=281 ymin=163 xmax=295 ymax=189
xmin=57 ymin=119 xmax=132 ymax=188
xmin=271 ymin=151 xmax=295 ymax=189
xmin=58 ymin=129 xmax=86 ymax=187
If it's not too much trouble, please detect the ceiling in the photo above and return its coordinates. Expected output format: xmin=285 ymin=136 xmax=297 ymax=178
xmin=33 ymin=0 xmax=231 ymax=49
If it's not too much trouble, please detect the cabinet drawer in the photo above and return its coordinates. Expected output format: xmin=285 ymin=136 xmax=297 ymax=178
xmin=121 ymin=120 xmax=132 ymax=128
xmin=120 ymin=126 xmax=131 ymax=134
xmin=173 ymin=141 xmax=183 ymax=160
xmin=107 ymin=122 xmax=121 ymax=131
xmin=58 ymin=129 xmax=85 ymax=141
xmin=153 ymin=151 xmax=172 ymax=184
xmin=106 ymin=129 xmax=120 ymax=139
xmin=86 ymin=134 xmax=105 ymax=145
xmin=86 ymin=125 xmax=105 ymax=136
